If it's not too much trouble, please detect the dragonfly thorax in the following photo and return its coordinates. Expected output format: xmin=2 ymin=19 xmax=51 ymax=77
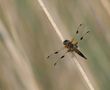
xmin=63 ymin=40 xmax=78 ymax=51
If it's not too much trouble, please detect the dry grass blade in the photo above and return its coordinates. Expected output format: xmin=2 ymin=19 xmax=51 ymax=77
xmin=38 ymin=0 xmax=95 ymax=90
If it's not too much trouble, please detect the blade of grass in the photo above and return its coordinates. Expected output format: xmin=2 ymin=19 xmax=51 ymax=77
xmin=0 ymin=20 xmax=40 ymax=90
xmin=37 ymin=0 xmax=95 ymax=90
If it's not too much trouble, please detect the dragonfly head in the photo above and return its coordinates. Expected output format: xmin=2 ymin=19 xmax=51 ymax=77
xmin=63 ymin=40 xmax=70 ymax=46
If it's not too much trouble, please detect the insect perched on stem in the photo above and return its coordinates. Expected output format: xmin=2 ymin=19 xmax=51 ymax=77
xmin=47 ymin=24 xmax=90 ymax=66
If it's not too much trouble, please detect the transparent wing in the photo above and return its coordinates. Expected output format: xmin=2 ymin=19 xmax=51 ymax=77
xmin=71 ymin=24 xmax=90 ymax=45
xmin=71 ymin=24 xmax=83 ymax=43
xmin=47 ymin=47 xmax=65 ymax=59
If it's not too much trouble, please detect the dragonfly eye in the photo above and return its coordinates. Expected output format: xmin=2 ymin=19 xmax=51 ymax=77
xmin=63 ymin=40 xmax=70 ymax=45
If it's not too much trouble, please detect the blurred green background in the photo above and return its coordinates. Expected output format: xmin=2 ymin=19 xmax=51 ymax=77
xmin=0 ymin=0 xmax=110 ymax=90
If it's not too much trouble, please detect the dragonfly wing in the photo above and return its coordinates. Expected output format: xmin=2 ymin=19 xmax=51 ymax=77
xmin=47 ymin=47 xmax=66 ymax=59
xmin=74 ymin=48 xmax=87 ymax=59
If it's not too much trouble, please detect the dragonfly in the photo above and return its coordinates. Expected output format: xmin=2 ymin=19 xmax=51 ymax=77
xmin=47 ymin=24 xmax=90 ymax=66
